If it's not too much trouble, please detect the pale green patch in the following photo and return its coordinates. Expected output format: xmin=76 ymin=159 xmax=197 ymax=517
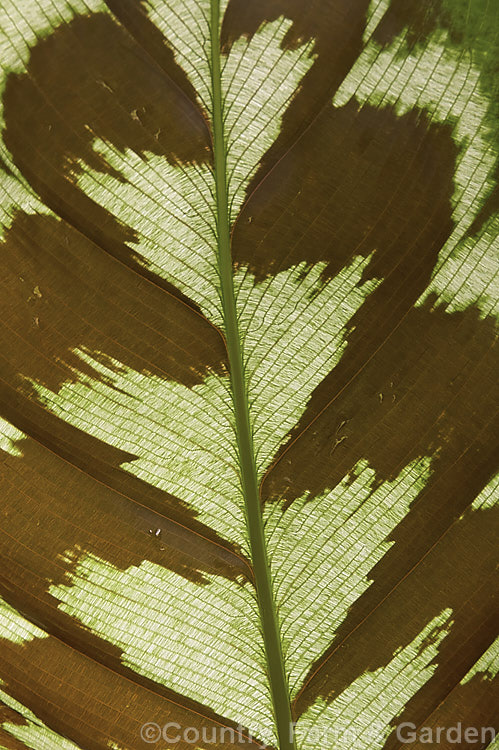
xmin=363 ymin=0 xmax=391 ymax=43
xmin=472 ymin=473 xmax=499 ymax=510
xmin=28 ymin=258 xmax=378 ymax=549
xmin=50 ymin=550 xmax=276 ymax=743
xmin=222 ymin=20 xmax=314 ymax=221
xmin=75 ymin=19 xmax=314 ymax=323
xmin=424 ymin=213 xmax=499 ymax=318
xmin=142 ymin=0 xmax=221 ymax=113
xmin=0 ymin=417 xmax=25 ymax=457
xmin=28 ymin=353 xmax=245 ymax=547
xmin=460 ymin=638 xmax=499 ymax=684
xmin=333 ymin=26 xmax=498 ymax=317
xmin=76 ymin=138 xmax=222 ymax=321
xmin=0 ymin=687 xmax=82 ymax=750
xmin=0 ymin=596 xmax=48 ymax=643
xmin=295 ymin=609 xmax=454 ymax=750
xmin=265 ymin=457 xmax=433 ymax=696
xmin=236 ymin=256 xmax=381 ymax=474
xmin=0 ymin=168 xmax=53 ymax=240
xmin=147 ymin=3 xmax=315 ymax=218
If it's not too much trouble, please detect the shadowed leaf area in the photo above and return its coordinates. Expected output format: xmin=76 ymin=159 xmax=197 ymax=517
xmin=2 ymin=11 xmax=211 ymax=304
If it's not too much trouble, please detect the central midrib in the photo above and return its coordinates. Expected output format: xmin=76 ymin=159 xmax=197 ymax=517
xmin=209 ymin=3 xmax=296 ymax=749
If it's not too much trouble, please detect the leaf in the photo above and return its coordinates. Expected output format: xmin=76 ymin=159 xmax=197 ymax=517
xmin=0 ymin=1 xmax=498 ymax=749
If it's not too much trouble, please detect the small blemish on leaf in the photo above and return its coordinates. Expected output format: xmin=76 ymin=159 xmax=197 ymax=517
xmin=97 ymin=79 xmax=113 ymax=92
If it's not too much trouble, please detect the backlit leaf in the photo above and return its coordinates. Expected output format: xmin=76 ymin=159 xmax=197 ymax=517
xmin=0 ymin=1 xmax=497 ymax=749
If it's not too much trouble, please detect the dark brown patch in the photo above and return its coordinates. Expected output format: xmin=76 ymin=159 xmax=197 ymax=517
xmin=104 ymin=0 xmax=205 ymax=113
xmin=294 ymin=506 xmax=499 ymax=722
xmin=223 ymin=0 xmax=368 ymax=53
xmin=387 ymin=669 xmax=499 ymax=750
xmin=222 ymin=0 xmax=372 ymax=178
xmin=0 ymin=404 xmax=249 ymax=585
xmin=232 ymin=101 xmax=456 ymax=283
xmin=0 ymin=212 xmax=226 ymax=393
xmin=2 ymin=12 xmax=209 ymax=169
xmin=374 ymin=0 xmax=499 ymax=241
xmin=263 ymin=303 xmax=498 ymax=505
xmin=267 ymin=300 xmax=498 ymax=720
xmin=0 ymin=209 xmax=241 ymax=586
xmin=0 ymin=702 xmax=31 ymax=750
xmin=2 ymin=12 xmax=211 ymax=304
xmin=0 ymin=628 xmax=264 ymax=749
xmin=251 ymin=94 xmax=499 ymax=725
xmin=0 ymin=153 xmax=14 ymax=177
xmin=252 ymin=99 xmax=484 ymax=510
xmin=466 ymin=179 xmax=499 ymax=241
xmin=0 ymin=397 xmax=255 ymax=744
xmin=373 ymin=0 xmax=444 ymax=49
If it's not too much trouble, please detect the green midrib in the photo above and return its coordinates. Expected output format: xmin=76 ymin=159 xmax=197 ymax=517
xmin=209 ymin=3 xmax=296 ymax=749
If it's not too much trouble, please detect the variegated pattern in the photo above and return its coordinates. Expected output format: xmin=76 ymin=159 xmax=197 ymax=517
xmin=0 ymin=1 xmax=497 ymax=749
